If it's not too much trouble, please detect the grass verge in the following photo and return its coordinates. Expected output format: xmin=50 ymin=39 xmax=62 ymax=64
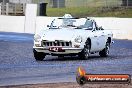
xmin=47 ymin=7 xmax=132 ymax=17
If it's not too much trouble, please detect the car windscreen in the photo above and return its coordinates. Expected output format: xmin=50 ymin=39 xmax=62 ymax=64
xmin=49 ymin=18 xmax=93 ymax=30
xmin=74 ymin=18 xmax=93 ymax=30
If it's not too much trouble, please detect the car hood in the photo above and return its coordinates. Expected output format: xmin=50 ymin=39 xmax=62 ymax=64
xmin=41 ymin=28 xmax=91 ymax=41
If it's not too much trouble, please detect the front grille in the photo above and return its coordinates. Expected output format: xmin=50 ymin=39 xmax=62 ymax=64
xmin=42 ymin=40 xmax=72 ymax=47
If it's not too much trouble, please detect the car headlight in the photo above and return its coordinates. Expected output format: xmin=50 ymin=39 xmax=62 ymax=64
xmin=74 ymin=36 xmax=82 ymax=43
xmin=34 ymin=34 xmax=41 ymax=42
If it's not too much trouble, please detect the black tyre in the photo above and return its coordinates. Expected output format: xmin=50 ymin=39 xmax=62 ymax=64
xmin=99 ymin=42 xmax=110 ymax=57
xmin=33 ymin=49 xmax=46 ymax=61
xmin=79 ymin=40 xmax=90 ymax=60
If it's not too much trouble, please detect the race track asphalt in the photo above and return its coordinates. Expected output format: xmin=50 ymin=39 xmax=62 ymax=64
xmin=0 ymin=32 xmax=132 ymax=86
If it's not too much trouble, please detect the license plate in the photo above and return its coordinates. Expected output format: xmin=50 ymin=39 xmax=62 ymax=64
xmin=49 ymin=47 xmax=64 ymax=52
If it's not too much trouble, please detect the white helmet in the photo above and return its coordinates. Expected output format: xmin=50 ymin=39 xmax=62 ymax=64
xmin=62 ymin=14 xmax=73 ymax=19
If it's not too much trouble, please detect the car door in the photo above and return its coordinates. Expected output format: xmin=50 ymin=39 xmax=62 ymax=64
xmin=90 ymin=30 xmax=100 ymax=52
xmin=84 ymin=20 xmax=98 ymax=52
xmin=96 ymin=28 xmax=106 ymax=51
xmin=90 ymin=22 xmax=105 ymax=52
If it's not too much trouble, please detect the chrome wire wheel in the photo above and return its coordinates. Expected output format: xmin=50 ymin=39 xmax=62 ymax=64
xmin=83 ymin=44 xmax=90 ymax=59
xmin=105 ymin=43 xmax=110 ymax=55
xmin=78 ymin=39 xmax=90 ymax=60
xmin=99 ymin=42 xmax=110 ymax=57
xmin=79 ymin=40 xmax=90 ymax=60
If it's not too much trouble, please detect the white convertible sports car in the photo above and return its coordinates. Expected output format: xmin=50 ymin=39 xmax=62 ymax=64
xmin=33 ymin=14 xmax=113 ymax=61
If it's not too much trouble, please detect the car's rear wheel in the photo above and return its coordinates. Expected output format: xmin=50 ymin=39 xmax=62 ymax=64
xmin=33 ymin=49 xmax=46 ymax=61
xmin=79 ymin=40 xmax=90 ymax=60
xmin=99 ymin=42 xmax=110 ymax=57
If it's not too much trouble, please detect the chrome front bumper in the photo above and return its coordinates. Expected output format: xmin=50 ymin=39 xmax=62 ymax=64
xmin=33 ymin=46 xmax=83 ymax=54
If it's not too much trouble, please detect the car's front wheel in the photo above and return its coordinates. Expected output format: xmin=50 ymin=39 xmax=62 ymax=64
xmin=99 ymin=42 xmax=110 ymax=57
xmin=79 ymin=40 xmax=90 ymax=60
xmin=33 ymin=49 xmax=46 ymax=61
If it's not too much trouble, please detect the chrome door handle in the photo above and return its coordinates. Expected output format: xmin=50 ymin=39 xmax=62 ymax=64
xmin=94 ymin=36 xmax=97 ymax=37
